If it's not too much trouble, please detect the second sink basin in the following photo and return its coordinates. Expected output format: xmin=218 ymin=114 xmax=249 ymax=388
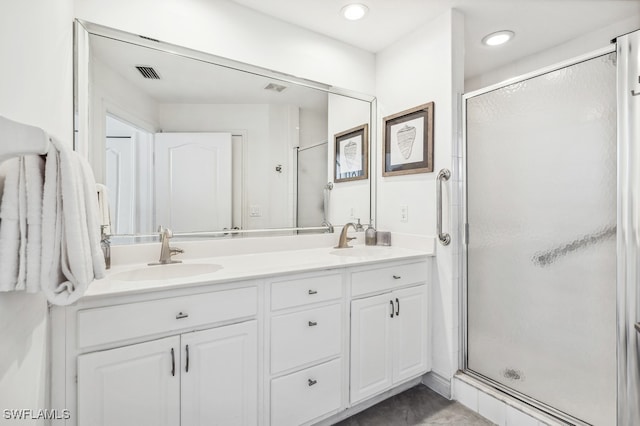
xmin=110 ymin=263 xmax=223 ymax=282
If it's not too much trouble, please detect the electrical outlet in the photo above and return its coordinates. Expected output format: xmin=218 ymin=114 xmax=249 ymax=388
xmin=400 ymin=205 xmax=408 ymax=223
xmin=249 ymin=205 xmax=262 ymax=217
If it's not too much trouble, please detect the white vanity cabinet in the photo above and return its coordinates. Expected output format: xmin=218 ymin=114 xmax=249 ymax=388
xmin=267 ymin=271 xmax=345 ymax=426
xmin=77 ymin=321 xmax=257 ymax=426
xmin=51 ymin=252 xmax=432 ymax=426
xmin=349 ymin=262 xmax=430 ymax=404
xmin=54 ymin=283 xmax=259 ymax=426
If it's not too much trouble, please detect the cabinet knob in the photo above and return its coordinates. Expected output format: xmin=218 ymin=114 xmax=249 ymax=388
xmin=176 ymin=312 xmax=189 ymax=319
xmin=308 ymin=379 xmax=317 ymax=387
xmin=308 ymin=321 xmax=318 ymax=327
xmin=308 ymin=289 xmax=318 ymax=295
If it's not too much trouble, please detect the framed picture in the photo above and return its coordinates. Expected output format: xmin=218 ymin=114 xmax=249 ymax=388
xmin=334 ymin=123 xmax=369 ymax=183
xmin=382 ymin=102 xmax=434 ymax=176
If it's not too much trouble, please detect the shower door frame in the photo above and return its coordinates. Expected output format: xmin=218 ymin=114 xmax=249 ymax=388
xmin=459 ymin=44 xmax=617 ymax=426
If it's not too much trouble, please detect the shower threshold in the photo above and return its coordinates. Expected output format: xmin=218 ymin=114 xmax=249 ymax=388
xmin=455 ymin=371 xmax=590 ymax=426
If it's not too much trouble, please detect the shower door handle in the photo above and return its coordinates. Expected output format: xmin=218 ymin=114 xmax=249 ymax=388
xmin=437 ymin=169 xmax=451 ymax=245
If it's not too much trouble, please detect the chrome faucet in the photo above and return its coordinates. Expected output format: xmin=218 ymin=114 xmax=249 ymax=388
xmin=149 ymin=226 xmax=184 ymax=265
xmin=335 ymin=222 xmax=358 ymax=249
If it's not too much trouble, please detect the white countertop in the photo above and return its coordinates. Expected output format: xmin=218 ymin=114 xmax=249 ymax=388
xmin=85 ymin=244 xmax=432 ymax=299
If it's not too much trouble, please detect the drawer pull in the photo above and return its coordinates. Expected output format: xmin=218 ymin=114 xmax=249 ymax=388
xmin=308 ymin=379 xmax=317 ymax=387
xmin=308 ymin=321 xmax=318 ymax=327
xmin=393 ymin=275 xmax=401 ymax=280
xmin=185 ymin=344 xmax=190 ymax=373
xmin=171 ymin=348 xmax=175 ymax=377
xmin=390 ymin=300 xmax=395 ymax=318
xmin=176 ymin=312 xmax=189 ymax=320
xmin=308 ymin=289 xmax=318 ymax=295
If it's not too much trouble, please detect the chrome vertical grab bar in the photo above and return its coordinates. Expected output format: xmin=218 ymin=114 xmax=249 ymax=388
xmin=437 ymin=169 xmax=451 ymax=246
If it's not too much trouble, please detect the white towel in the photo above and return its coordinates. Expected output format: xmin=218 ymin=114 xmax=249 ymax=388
xmin=24 ymin=156 xmax=45 ymax=292
xmin=40 ymin=138 xmax=106 ymax=305
xmin=0 ymin=158 xmax=22 ymax=291
xmin=0 ymin=155 xmax=44 ymax=292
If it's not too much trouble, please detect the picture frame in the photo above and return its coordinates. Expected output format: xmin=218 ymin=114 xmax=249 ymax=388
xmin=334 ymin=123 xmax=369 ymax=183
xmin=382 ymin=102 xmax=434 ymax=176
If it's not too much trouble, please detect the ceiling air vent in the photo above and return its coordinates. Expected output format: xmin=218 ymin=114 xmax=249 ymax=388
xmin=135 ymin=66 xmax=160 ymax=80
xmin=264 ymin=83 xmax=287 ymax=93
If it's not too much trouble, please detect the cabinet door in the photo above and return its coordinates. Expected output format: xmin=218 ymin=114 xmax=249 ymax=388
xmin=77 ymin=336 xmax=180 ymax=426
xmin=392 ymin=284 xmax=429 ymax=383
xmin=350 ymin=293 xmax=393 ymax=403
xmin=181 ymin=320 xmax=258 ymax=426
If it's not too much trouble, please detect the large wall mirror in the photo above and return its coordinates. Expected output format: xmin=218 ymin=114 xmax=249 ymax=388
xmin=74 ymin=20 xmax=376 ymax=243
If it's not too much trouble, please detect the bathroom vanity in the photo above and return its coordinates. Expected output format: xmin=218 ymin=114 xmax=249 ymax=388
xmin=50 ymin=242 xmax=433 ymax=426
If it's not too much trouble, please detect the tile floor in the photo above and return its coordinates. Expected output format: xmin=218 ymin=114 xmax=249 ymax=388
xmin=335 ymin=385 xmax=494 ymax=426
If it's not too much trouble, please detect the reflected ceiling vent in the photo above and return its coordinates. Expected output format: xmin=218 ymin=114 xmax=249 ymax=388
xmin=264 ymin=82 xmax=287 ymax=93
xmin=135 ymin=66 xmax=161 ymax=80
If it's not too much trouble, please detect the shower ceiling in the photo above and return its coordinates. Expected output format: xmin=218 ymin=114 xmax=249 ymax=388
xmin=230 ymin=0 xmax=640 ymax=79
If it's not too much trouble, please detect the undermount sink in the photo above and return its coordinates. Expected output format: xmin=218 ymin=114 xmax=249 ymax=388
xmin=110 ymin=263 xmax=223 ymax=281
xmin=329 ymin=246 xmax=388 ymax=257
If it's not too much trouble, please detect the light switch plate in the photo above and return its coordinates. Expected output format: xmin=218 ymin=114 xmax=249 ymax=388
xmin=249 ymin=205 xmax=262 ymax=217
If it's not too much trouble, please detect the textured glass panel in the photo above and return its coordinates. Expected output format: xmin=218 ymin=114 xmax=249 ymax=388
xmin=466 ymin=54 xmax=616 ymax=426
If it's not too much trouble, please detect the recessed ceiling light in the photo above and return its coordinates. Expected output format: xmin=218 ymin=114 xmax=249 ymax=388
xmin=341 ymin=3 xmax=369 ymax=21
xmin=482 ymin=30 xmax=515 ymax=47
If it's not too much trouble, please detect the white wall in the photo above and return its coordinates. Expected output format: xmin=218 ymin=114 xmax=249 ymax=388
xmin=74 ymin=0 xmax=376 ymax=95
xmin=465 ymin=14 xmax=640 ymax=92
xmin=375 ymin=9 xmax=465 ymax=389
xmin=0 ymin=0 xmax=74 ymax=422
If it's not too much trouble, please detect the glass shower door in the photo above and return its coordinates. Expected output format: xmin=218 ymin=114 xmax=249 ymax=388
xmin=465 ymin=53 xmax=616 ymax=425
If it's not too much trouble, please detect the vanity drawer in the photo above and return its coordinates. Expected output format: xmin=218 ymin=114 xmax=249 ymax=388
xmin=271 ymin=273 xmax=342 ymax=310
xmin=271 ymin=303 xmax=341 ymax=374
xmin=271 ymin=358 xmax=341 ymax=426
xmin=77 ymin=286 xmax=257 ymax=349
xmin=351 ymin=261 xmax=427 ymax=297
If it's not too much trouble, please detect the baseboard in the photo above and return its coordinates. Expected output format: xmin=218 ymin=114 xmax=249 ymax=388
xmin=421 ymin=371 xmax=451 ymax=399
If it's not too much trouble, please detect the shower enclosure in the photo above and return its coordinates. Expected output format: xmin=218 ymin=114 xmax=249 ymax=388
xmin=462 ymin=30 xmax=640 ymax=425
